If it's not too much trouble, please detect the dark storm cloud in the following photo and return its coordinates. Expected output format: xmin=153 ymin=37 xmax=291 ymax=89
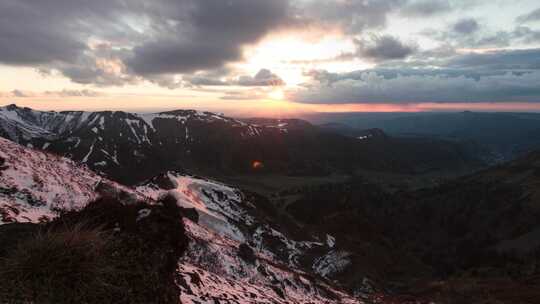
xmin=517 ymin=7 xmax=540 ymax=23
xmin=453 ymin=18 xmax=479 ymax=34
xmin=292 ymin=48 xmax=540 ymax=104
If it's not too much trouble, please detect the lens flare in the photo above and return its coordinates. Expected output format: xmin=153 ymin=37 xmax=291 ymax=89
xmin=252 ymin=160 xmax=264 ymax=170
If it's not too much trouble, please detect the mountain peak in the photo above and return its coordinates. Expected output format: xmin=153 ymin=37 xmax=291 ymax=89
xmin=2 ymin=104 xmax=19 ymax=111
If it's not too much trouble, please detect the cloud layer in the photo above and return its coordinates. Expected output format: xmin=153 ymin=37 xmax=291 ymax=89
xmin=293 ymin=49 xmax=540 ymax=104
xmin=1 ymin=0 xmax=540 ymax=106
xmin=0 ymin=0 xmax=295 ymax=87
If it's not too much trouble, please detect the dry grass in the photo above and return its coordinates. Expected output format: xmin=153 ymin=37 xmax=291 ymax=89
xmin=0 ymin=224 xmax=124 ymax=303
xmin=0 ymin=196 xmax=188 ymax=304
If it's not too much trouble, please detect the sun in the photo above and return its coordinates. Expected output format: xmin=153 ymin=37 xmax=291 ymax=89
xmin=268 ymin=88 xmax=285 ymax=100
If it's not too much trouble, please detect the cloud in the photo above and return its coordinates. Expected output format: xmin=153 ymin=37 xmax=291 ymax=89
xmin=11 ymin=90 xmax=29 ymax=98
xmin=1 ymin=0 xmax=538 ymax=97
xmin=127 ymin=0 xmax=293 ymax=76
xmin=400 ymin=0 xmax=452 ymax=17
xmin=0 ymin=0 xmax=137 ymax=67
xmin=0 ymin=0 xmax=144 ymax=86
xmin=45 ymin=89 xmax=104 ymax=97
xmin=453 ymin=18 xmax=479 ymax=34
xmin=447 ymin=48 xmax=540 ymax=70
xmin=0 ymin=0 xmax=294 ymax=87
xmin=184 ymin=69 xmax=285 ymax=87
xmin=0 ymin=1 xmax=86 ymax=65
xmin=220 ymin=89 xmax=268 ymax=100
xmin=291 ymin=48 xmax=540 ymax=104
xmin=517 ymin=7 xmax=540 ymax=23
xmin=1 ymin=89 xmax=104 ymax=99
xmin=344 ymin=35 xmax=417 ymax=61
xmin=512 ymin=26 xmax=540 ymax=44
xmin=236 ymin=69 xmax=285 ymax=86
xmin=294 ymin=70 xmax=540 ymax=104
xmin=422 ymin=22 xmax=540 ymax=48
xmin=302 ymin=0 xmax=406 ymax=34
xmin=399 ymin=0 xmax=481 ymax=18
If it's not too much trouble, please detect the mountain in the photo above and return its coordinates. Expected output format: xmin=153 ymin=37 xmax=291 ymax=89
xmin=319 ymin=123 xmax=388 ymax=140
xmin=0 ymin=104 xmax=269 ymax=184
xmin=0 ymin=137 xmax=140 ymax=224
xmin=307 ymin=111 xmax=540 ymax=163
xmin=0 ymin=104 xmax=481 ymax=185
xmin=0 ymin=138 xmax=370 ymax=303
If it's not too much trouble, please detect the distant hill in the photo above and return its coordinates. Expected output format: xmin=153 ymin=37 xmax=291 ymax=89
xmin=307 ymin=111 xmax=540 ymax=162
xmin=283 ymin=149 xmax=540 ymax=303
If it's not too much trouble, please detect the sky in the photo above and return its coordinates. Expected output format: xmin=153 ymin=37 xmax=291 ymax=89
xmin=1 ymin=0 xmax=540 ymax=116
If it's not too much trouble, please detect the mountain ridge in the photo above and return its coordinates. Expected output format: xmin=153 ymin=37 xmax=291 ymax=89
xmin=0 ymin=104 xmax=482 ymax=186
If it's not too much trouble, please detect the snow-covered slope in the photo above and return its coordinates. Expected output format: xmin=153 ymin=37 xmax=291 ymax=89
xmin=0 ymin=137 xmax=140 ymax=224
xmin=177 ymin=220 xmax=360 ymax=303
xmin=137 ymin=172 xmax=364 ymax=303
xmin=138 ymin=174 xmax=251 ymax=242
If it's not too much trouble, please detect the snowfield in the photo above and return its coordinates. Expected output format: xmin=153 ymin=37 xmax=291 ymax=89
xmin=0 ymin=137 xmax=104 ymax=223
xmin=178 ymin=219 xmax=361 ymax=303
xmin=138 ymin=174 xmax=252 ymax=242
xmin=0 ymin=137 xmax=146 ymax=224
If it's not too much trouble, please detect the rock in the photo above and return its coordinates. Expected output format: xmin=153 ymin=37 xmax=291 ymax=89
xmin=238 ymin=243 xmax=257 ymax=264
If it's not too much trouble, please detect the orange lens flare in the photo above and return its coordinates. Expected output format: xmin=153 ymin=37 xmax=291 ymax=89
xmin=252 ymin=161 xmax=264 ymax=169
